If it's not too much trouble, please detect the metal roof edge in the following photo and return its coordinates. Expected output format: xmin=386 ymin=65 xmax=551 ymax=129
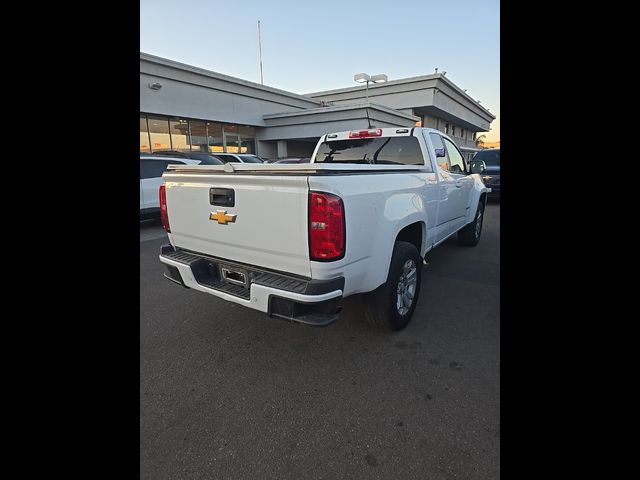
xmin=263 ymin=102 xmax=419 ymax=121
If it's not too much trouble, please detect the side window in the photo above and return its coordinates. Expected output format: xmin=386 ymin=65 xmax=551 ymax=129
xmin=141 ymin=159 xmax=184 ymax=179
xmin=163 ymin=160 xmax=186 ymax=167
xmin=429 ymin=133 xmax=450 ymax=171
xmin=442 ymin=138 xmax=465 ymax=174
xmin=141 ymin=160 xmax=165 ymax=179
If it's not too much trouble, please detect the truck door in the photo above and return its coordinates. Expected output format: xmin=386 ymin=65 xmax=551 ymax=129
xmin=428 ymin=133 xmax=459 ymax=241
xmin=441 ymin=137 xmax=473 ymax=232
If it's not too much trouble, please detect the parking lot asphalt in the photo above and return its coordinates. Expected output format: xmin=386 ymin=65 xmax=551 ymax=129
xmin=140 ymin=201 xmax=500 ymax=480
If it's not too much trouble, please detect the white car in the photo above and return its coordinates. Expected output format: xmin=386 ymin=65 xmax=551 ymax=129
xmin=214 ymin=153 xmax=266 ymax=164
xmin=140 ymin=155 xmax=202 ymax=218
xmin=158 ymin=128 xmax=488 ymax=330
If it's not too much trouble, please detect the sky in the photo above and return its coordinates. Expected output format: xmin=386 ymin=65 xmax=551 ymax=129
xmin=140 ymin=0 xmax=500 ymax=141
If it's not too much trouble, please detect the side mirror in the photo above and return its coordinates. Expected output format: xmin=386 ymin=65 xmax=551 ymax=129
xmin=435 ymin=148 xmax=446 ymax=158
xmin=470 ymin=160 xmax=486 ymax=174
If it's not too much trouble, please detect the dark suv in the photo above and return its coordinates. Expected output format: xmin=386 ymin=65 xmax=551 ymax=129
xmin=471 ymin=148 xmax=500 ymax=197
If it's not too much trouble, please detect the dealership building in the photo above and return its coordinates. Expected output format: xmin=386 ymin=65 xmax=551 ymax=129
xmin=140 ymin=52 xmax=495 ymax=161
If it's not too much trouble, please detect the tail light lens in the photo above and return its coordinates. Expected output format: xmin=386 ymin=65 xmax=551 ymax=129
xmin=159 ymin=184 xmax=170 ymax=232
xmin=309 ymin=192 xmax=345 ymax=261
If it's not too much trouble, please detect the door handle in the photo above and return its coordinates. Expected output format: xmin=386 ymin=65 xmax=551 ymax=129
xmin=210 ymin=187 xmax=235 ymax=206
xmin=455 ymin=180 xmax=464 ymax=188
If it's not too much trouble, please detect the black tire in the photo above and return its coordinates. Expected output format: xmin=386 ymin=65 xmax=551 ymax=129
xmin=364 ymin=241 xmax=422 ymax=331
xmin=458 ymin=198 xmax=486 ymax=246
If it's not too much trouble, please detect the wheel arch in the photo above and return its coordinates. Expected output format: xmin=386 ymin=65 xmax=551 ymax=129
xmin=466 ymin=178 xmax=489 ymax=224
xmin=395 ymin=221 xmax=426 ymax=257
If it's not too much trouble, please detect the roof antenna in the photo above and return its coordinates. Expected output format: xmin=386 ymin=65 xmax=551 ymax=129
xmin=257 ymin=20 xmax=264 ymax=85
xmin=435 ymin=67 xmax=438 ymax=73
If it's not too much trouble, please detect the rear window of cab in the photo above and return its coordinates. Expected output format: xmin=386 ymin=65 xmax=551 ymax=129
xmin=313 ymin=137 xmax=424 ymax=166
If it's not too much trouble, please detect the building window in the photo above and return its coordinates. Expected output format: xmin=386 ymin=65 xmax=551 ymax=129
xmin=452 ymin=126 xmax=456 ymax=137
xmin=460 ymin=128 xmax=465 ymax=139
xmin=473 ymin=132 xmax=477 ymax=141
xmin=142 ymin=113 xmax=256 ymax=155
xmin=189 ymin=120 xmax=208 ymax=152
xmin=169 ymin=118 xmax=190 ymax=152
xmin=140 ymin=115 xmax=151 ymax=152
xmin=223 ymin=124 xmax=240 ymax=153
xmin=206 ymin=122 xmax=223 ymax=153
xmin=239 ymin=125 xmax=256 ymax=154
xmin=148 ymin=115 xmax=172 ymax=152
xmin=445 ymin=123 xmax=449 ymax=135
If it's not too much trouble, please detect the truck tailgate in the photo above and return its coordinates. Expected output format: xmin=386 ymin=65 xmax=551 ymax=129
xmin=163 ymin=172 xmax=311 ymax=277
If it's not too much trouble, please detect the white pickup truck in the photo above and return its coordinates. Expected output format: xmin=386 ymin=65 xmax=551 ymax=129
xmin=158 ymin=127 xmax=488 ymax=330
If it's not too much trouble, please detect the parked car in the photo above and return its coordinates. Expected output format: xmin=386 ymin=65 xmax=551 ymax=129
xmin=158 ymin=127 xmax=488 ymax=331
xmin=140 ymin=155 xmax=203 ymax=219
xmin=148 ymin=150 xmax=224 ymax=165
xmin=214 ymin=153 xmax=267 ymax=164
xmin=274 ymin=157 xmax=311 ymax=164
xmin=470 ymin=148 xmax=499 ymax=197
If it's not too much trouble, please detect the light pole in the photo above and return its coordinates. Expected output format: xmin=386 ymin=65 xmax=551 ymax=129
xmin=354 ymin=73 xmax=388 ymax=103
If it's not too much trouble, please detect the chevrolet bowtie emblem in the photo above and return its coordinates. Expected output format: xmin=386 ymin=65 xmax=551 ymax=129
xmin=209 ymin=210 xmax=237 ymax=225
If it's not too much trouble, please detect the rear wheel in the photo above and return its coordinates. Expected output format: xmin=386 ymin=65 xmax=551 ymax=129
xmin=364 ymin=241 xmax=422 ymax=331
xmin=458 ymin=198 xmax=485 ymax=246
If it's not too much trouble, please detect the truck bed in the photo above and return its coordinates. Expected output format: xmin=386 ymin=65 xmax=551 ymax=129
xmin=166 ymin=162 xmax=424 ymax=174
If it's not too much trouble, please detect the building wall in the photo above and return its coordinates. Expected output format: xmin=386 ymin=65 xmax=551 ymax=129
xmin=259 ymin=106 xmax=417 ymax=141
xmin=417 ymin=111 xmax=476 ymax=150
xmin=141 ymin=74 xmax=310 ymax=127
xmin=257 ymin=140 xmax=277 ymax=159
xmin=307 ymin=75 xmax=494 ymax=132
xmin=432 ymin=89 xmax=491 ymax=132
xmin=140 ymin=54 xmax=492 ymax=161
xmin=423 ymin=115 xmax=438 ymax=129
xmin=141 ymin=54 xmax=321 ymax=128
xmin=308 ymin=78 xmax=438 ymax=107
xmin=286 ymin=140 xmax=316 ymax=158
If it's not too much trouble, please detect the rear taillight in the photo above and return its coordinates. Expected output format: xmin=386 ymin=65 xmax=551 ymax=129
xmin=349 ymin=128 xmax=382 ymax=138
xmin=159 ymin=184 xmax=170 ymax=232
xmin=309 ymin=192 xmax=345 ymax=261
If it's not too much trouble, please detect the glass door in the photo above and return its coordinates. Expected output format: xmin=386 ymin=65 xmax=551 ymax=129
xmin=239 ymin=125 xmax=256 ymax=154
